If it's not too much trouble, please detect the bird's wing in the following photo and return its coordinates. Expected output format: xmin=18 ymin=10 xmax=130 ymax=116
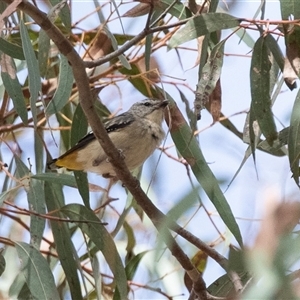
xmin=54 ymin=112 xmax=135 ymax=161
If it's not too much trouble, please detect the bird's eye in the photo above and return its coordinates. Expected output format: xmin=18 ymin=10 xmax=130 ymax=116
xmin=144 ymin=101 xmax=151 ymax=107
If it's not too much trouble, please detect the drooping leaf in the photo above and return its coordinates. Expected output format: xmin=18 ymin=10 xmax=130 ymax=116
xmin=250 ymin=35 xmax=277 ymax=145
xmin=1 ymin=53 xmax=28 ymax=124
xmin=20 ymin=19 xmax=41 ymax=127
xmin=15 ymin=242 xmax=60 ymax=300
xmin=125 ymin=251 xmax=148 ymax=281
xmin=288 ymin=89 xmax=300 ymax=185
xmin=49 ymin=0 xmax=72 ymax=32
xmin=34 ymin=131 xmax=44 ymax=174
xmin=71 ymin=104 xmax=90 ymax=208
xmin=279 ymin=0 xmax=300 ymax=20
xmin=0 ymin=252 xmax=6 ymax=276
xmin=195 ymin=40 xmax=225 ymax=119
xmin=46 ymin=55 xmax=74 ymax=115
xmin=44 ymin=182 xmax=83 ymax=300
xmin=38 ymin=29 xmax=51 ymax=78
xmin=265 ymin=34 xmax=284 ymax=72
xmin=160 ymin=0 xmax=192 ymax=20
xmin=27 ymin=179 xmax=46 ymax=249
xmin=165 ymin=96 xmax=243 ymax=247
xmin=169 ymin=13 xmax=240 ymax=48
xmin=60 ymin=204 xmax=128 ymax=299
xmin=0 ymin=38 xmax=25 ymax=60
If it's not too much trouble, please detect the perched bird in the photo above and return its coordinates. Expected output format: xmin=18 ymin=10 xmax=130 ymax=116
xmin=48 ymin=99 xmax=169 ymax=178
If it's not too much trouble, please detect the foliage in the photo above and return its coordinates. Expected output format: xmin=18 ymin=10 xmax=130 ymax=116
xmin=0 ymin=0 xmax=300 ymax=299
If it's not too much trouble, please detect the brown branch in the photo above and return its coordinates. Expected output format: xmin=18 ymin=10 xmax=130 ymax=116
xmin=4 ymin=1 xmax=211 ymax=298
xmin=83 ymin=19 xmax=189 ymax=68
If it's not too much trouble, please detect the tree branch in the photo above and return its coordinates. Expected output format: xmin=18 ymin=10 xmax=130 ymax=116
xmin=6 ymin=1 xmax=213 ymax=298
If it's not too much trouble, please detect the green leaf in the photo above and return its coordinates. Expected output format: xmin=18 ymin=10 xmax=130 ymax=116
xmin=166 ymin=97 xmax=243 ymax=247
xmin=38 ymin=29 xmax=51 ymax=78
xmin=125 ymin=251 xmax=148 ymax=281
xmin=46 ymin=55 xmax=74 ymax=115
xmin=0 ymin=253 xmax=6 ymax=276
xmin=44 ymin=182 xmax=83 ymax=300
xmin=279 ymin=0 xmax=300 ymax=19
xmin=14 ymin=155 xmax=30 ymax=179
xmin=1 ymin=53 xmax=28 ymax=124
xmin=71 ymin=104 xmax=90 ymax=207
xmin=15 ymin=242 xmax=60 ymax=300
xmin=207 ymin=272 xmax=249 ymax=297
xmin=209 ymin=0 xmax=219 ymax=12
xmin=74 ymin=171 xmax=90 ymax=208
xmin=49 ymin=0 xmax=72 ymax=32
xmin=160 ymin=0 xmax=192 ymax=20
xmin=169 ymin=13 xmax=240 ymax=48
xmin=194 ymin=40 xmax=225 ymax=119
xmin=250 ymin=36 xmax=277 ymax=145
xmin=27 ymin=179 xmax=46 ymax=248
xmin=265 ymin=34 xmax=284 ymax=72
xmin=0 ymin=38 xmax=25 ymax=60
xmin=71 ymin=104 xmax=88 ymax=146
xmin=34 ymin=131 xmax=44 ymax=174
xmin=60 ymin=204 xmax=128 ymax=299
xmin=20 ymin=20 xmax=41 ymax=127
xmin=288 ymin=89 xmax=300 ymax=185
xmin=32 ymin=172 xmax=77 ymax=187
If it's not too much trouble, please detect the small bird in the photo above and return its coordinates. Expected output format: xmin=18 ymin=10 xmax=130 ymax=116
xmin=48 ymin=99 xmax=169 ymax=178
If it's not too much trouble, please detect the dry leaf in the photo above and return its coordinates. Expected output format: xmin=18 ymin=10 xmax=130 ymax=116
xmin=83 ymin=30 xmax=112 ymax=61
xmin=136 ymin=56 xmax=161 ymax=83
xmin=0 ymin=53 xmax=16 ymax=79
xmin=207 ymin=78 xmax=222 ymax=123
xmin=123 ymin=3 xmax=150 ymax=18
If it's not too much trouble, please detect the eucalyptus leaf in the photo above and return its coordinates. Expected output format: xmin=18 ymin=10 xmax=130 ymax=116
xmin=15 ymin=242 xmax=60 ymax=300
xmin=20 ymin=20 xmax=41 ymax=127
xmin=169 ymin=13 xmax=240 ymax=48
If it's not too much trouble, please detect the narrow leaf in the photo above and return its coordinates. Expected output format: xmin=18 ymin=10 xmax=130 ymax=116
xmin=49 ymin=0 xmax=71 ymax=31
xmin=27 ymin=179 xmax=46 ymax=248
xmin=32 ymin=173 xmax=77 ymax=187
xmin=71 ymin=104 xmax=89 ymax=208
xmin=20 ymin=20 xmax=41 ymax=126
xmin=1 ymin=53 xmax=28 ymax=124
xmin=166 ymin=97 xmax=243 ymax=247
xmin=288 ymin=89 xmax=300 ymax=185
xmin=125 ymin=251 xmax=148 ymax=281
xmin=169 ymin=13 xmax=240 ymax=48
xmin=160 ymin=0 xmax=192 ymax=20
xmin=60 ymin=204 xmax=128 ymax=299
xmin=0 ymin=38 xmax=25 ymax=60
xmin=194 ymin=40 xmax=225 ymax=119
xmin=44 ymin=182 xmax=83 ymax=300
xmin=279 ymin=0 xmax=300 ymax=20
xmin=250 ymin=36 xmax=277 ymax=145
xmin=38 ymin=29 xmax=50 ymax=78
xmin=265 ymin=34 xmax=284 ymax=72
xmin=0 ymin=253 xmax=5 ymax=276
xmin=15 ymin=242 xmax=60 ymax=300
xmin=46 ymin=55 xmax=74 ymax=115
